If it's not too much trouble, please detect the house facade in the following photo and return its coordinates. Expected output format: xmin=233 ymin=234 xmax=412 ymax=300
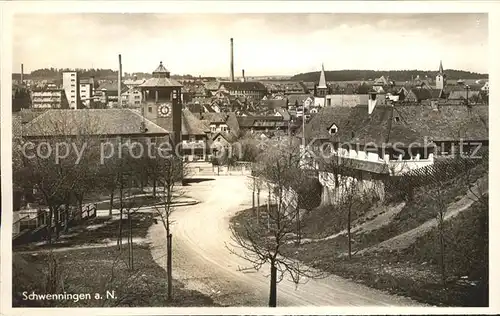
xmin=217 ymin=81 xmax=268 ymax=100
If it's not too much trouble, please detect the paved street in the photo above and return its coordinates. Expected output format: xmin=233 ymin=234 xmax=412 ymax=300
xmin=149 ymin=176 xmax=424 ymax=306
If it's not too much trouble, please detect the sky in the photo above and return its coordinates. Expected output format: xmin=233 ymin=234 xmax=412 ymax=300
xmin=12 ymin=13 xmax=489 ymax=77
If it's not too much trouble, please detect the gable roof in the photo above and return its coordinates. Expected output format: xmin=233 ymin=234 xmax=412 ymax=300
xmin=22 ymin=109 xmax=169 ymax=137
xmin=301 ymin=106 xmax=353 ymax=140
xmin=286 ymin=94 xmax=312 ymax=106
xmin=393 ymin=105 xmax=488 ymax=142
xmin=261 ymin=99 xmax=287 ymax=109
xmin=408 ymin=88 xmax=444 ymax=101
xmin=326 ymin=94 xmax=369 ymax=107
xmin=199 ymin=112 xmax=227 ymax=124
xmin=98 ymin=81 xmax=129 ymax=94
xmin=139 ymin=77 xmax=183 ymax=88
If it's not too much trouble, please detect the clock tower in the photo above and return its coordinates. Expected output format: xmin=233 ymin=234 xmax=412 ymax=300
xmin=139 ymin=61 xmax=183 ymax=149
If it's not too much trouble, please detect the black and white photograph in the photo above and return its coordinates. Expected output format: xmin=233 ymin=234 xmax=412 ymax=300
xmin=1 ymin=1 xmax=497 ymax=313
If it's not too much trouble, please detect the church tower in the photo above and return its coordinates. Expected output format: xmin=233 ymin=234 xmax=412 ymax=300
xmin=316 ymin=63 xmax=328 ymax=97
xmin=436 ymin=60 xmax=446 ymax=90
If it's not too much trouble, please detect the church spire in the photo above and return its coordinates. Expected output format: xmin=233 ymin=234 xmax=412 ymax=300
xmin=318 ymin=63 xmax=327 ymax=89
xmin=439 ymin=60 xmax=444 ymax=74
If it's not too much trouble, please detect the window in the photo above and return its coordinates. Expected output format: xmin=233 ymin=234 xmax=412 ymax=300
xmin=71 ymin=73 xmax=75 ymax=77
xmin=135 ymin=101 xmax=140 ymax=105
xmin=394 ymin=116 xmax=400 ymax=123
xmin=148 ymin=106 xmax=152 ymax=113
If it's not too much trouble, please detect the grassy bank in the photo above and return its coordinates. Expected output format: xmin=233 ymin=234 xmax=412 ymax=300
xmin=232 ymin=200 xmax=488 ymax=306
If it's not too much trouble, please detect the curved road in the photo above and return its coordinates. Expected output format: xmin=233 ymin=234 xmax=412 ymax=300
xmin=149 ymin=176 xmax=424 ymax=307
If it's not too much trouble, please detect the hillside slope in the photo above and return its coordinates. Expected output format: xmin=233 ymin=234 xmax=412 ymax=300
xmin=280 ymin=159 xmax=488 ymax=306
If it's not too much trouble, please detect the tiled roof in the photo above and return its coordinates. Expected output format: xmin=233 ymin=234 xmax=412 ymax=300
xmin=98 ymin=81 xmax=129 ymax=94
xmin=22 ymin=109 xmax=169 ymax=137
xmin=198 ymin=112 xmax=227 ymax=124
xmin=211 ymin=131 xmax=238 ymax=143
xmin=139 ymin=77 xmax=183 ymax=88
xmin=204 ymin=81 xmax=220 ymax=91
xmin=448 ymin=90 xmax=481 ymax=100
xmin=219 ymin=81 xmax=267 ymax=92
xmin=393 ymin=105 xmax=488 ymax=142
xmin=308 ymin=104 xmax=488 ymax=146
xmin=301 ymin=106 xmax=352 ymax=140
xmin=261 ymin=99 xmax=287 ymax=109
xmin=237 ymin=115 xmax=284 ymax=128
xmin=286 ymin=94 xmax=312 ymax=106
xmin=326 ymin=94 xmax=369 ymax=107
xmin=335 ymin=105 xmax=426 ymax=145
xmin=275 ymin=108 xmax=291 ymax=121
xmin=409 ymin=88 xmax=444 ymax=101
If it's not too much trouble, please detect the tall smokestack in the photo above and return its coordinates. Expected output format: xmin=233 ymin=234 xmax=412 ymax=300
xmin=21 ymin=63 xmax=24 ymax=84
xmin=241 ymin=69 xmax=245 ymax=82
xmin=118 ymin=54 xmax=122 ymax=108
xmin=230 ymin=38 xmax=234 ymax=82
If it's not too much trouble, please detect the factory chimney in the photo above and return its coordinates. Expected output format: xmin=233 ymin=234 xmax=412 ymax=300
xmin=20 ymin=63 xmax=24 ymax=84
xmin=118 ymin=54 xmax=122 ymax=108
xmin=241 ymin=69 xmax=245 ymax=82
xmin=230 ymin=38 xmax=235 ymax=82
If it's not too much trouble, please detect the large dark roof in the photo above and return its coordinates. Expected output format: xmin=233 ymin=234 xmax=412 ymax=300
xmin=299 ymin=106 xmax=352 ymax=140
xmin=261 ymin=99 xmax=287 ymax=109
xmin=409 ymin=88 xmax=445 ymax=101
xmin=22 ymin=109 xmax=169 ymax=137
xmin=219 ymin=81 xmax=267 ymax=92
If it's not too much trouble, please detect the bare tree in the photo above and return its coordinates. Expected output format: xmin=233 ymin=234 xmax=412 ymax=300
xmin=152 ymin=155 xmax=186 ymax=300
xmin=228 ymin=146 xmax=322 ymax=307
xmin=13 ymin=111 xmax=102 ymax=243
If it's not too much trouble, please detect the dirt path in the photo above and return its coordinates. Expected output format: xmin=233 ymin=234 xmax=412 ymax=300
xmin=148 ymin=176 xmax=423 ymax=307
xmin=359 ymin=176 xmax=488 ymax=254
xmin=298 ymin=202 xmax=406 ymax=245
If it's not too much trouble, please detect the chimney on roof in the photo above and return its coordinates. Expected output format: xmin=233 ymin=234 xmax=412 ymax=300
xmin=230 ymin=38 xmax=235 ymax=82
xmin=20 ymin=63 xmax=24 ymax=84
xmin=241 ymin=69 xmax=245 ymax=82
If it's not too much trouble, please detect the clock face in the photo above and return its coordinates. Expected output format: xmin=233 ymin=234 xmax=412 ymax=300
xmin=157 ymin=103 xmax=172 ymax=117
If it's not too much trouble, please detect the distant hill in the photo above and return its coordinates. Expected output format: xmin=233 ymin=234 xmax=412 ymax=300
xmin=291 ymin=69 xmax=489 ymax=82
xmin=12 ymin=68 xmax=200 ymax=81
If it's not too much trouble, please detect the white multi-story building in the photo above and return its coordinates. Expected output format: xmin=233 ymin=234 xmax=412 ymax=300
xmin=31 ymin=89 xmax=68 ymax=109
xmin=79 ymin=78 xmax=95 ymax=108
xmin=62 ymin=71 xmax=80 ymax=109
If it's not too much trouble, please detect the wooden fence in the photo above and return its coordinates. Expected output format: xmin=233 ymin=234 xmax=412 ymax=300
xmin=384 ymin=150 xmax=488 ymax=201
xmin=13 ymin=203 xmax=97 ymax=242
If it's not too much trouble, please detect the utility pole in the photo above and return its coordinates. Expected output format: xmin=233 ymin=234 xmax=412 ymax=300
xmin=465 ymin=85 xmax=470 ymax=106
xmin=118 ymin=54 xmax=122 ymax=108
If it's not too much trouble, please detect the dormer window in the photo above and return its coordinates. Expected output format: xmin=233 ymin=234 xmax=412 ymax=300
xmin=328 ymin=123 xmax=338 ymax=135
xmin=394 ymin=116 xmax=400 ymax=123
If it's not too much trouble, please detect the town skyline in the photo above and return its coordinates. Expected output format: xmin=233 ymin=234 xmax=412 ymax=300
xmin=13 ymin=13 xmax=488 ymax=76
